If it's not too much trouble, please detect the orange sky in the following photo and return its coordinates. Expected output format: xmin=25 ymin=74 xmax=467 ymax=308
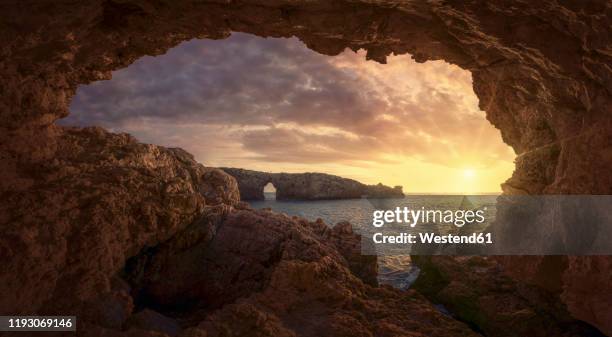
xmin=65 ymin=33 xmax=516 ymax=194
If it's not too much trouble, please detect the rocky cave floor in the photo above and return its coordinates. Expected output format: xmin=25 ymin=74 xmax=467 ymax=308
xmin=1 ymin=126 xmax=607 ymax=337
xmin=2 ymin=1 xmax=611 ymax=336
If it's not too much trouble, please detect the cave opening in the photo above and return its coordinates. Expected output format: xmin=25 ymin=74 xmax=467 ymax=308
xmin=3 ymin=1 xmax=610 ymax=335
xmin=56 ymin=32 xmax=519 ymax=324
xmin=53 ymin=31 xmax=518 ymax=328
xmin=60 ymin=32 xmax=515 ymax=195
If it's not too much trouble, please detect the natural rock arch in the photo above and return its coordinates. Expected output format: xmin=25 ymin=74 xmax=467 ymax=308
xmin=1 ymin=1 xmax=610 ymax=334
xmin=222 ymin=168 xmax=403 ymax=200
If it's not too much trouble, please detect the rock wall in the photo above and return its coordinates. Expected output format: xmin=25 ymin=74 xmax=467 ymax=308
xmin=221 ymin=167 xmax=404 ymax=200
xmin=121 ymin=209 xmax=476 ymax=337
xmin=0 ymin=125 xmax=478 ymax=336
xmin=3 ymin=1 xmax=610 ymax=196
xmin=0 ymin=127 xmax=240 ymax=317
xmin=411 ymin=256 xmax=606 ymax=337
xmin=0 ymin=0 xmax=611 ymax=335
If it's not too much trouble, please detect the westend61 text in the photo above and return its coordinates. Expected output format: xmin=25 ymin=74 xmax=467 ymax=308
xmin=372 ymin=232 xmax=493 ymax=244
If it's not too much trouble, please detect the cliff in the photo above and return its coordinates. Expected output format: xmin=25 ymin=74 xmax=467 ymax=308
xmin=221 ymin=167 xmax=404 ymax=200
xmin=0 ymin=0 xmax=611 ymax=336
xmin=0 ymin=126 xmax=477 ymax=337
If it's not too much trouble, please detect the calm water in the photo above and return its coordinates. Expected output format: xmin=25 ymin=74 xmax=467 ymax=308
xmin=249 ymin=193 xmax=498 ymax=289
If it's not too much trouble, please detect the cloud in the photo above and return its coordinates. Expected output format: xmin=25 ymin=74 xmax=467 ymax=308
xmin=63 ymin=32 xmax=514 ymax=171
xmin=67 ymin=33 xmax=379 ymax=129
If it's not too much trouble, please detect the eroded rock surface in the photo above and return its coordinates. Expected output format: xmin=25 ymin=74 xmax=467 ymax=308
xmin=2 ymin=1 xmax=610 ymax=196
xmin=411 ymin=256 xmax=606 ymax=337
xmin=1 ymin=0 xmax=611 ymax=335
xmin=0 ymin=126 xmax=239 ymax=319
xmin=124 ymin=208 xmax=476 ymax=337
xmin=0 ymin=126 xmax=477 ymax=336
xmin=496 ymin=255 xmax=612 ymax=336
xmin=222 ymin=168 xmax=403 ymax=200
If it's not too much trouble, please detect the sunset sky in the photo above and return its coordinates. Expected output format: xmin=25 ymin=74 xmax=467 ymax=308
xmin=63 ymin=33 xmax=515 ymax=193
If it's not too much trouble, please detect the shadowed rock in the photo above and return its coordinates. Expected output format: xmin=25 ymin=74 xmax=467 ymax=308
xmin=1 ymin=0 xmax=611 ymax=335
xmin=411 ymin=256 xmax=607 ymax=337
xmin=221 ymin=167 xmax=404 ymax=200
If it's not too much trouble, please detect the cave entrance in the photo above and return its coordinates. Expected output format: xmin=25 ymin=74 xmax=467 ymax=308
xmin=263 ymin=182 xmax=277 ymax=200
xmin=61 ymin=33 xmax=515 ymax=195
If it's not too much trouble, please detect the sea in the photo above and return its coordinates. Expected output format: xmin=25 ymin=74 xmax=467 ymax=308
xmin=249 ymin=193 xmax=499 ymax=289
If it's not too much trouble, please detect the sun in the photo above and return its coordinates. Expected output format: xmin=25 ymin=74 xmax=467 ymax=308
xmin=462 ymin=168 xmax=476 ymax=179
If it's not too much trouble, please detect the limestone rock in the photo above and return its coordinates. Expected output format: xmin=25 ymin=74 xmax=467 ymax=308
xmin=0 ymin=125 xmax=475 ymax=336
xmin=0 ymin=0 xmax=611 ymax=335
xmin=125 ymin=207 xmax=477 ymax=337
xmin=497 ymin=255 xmax=612 ymax=336
xmin=411 ymin=256 xmax=605 ymax=337
xmin=221 ymin=168 xmax=404 ymax=200
xmin=0 ymin=126 xmax=239 ymax=324
xmin=126 ymin=309 xmax=181 ymax=337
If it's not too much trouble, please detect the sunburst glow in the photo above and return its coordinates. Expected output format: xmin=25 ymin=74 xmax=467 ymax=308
xmin=64 ymin=33 xmax=515 ymax=194
xmin=463 ymin=169 xmax=476 ymax=179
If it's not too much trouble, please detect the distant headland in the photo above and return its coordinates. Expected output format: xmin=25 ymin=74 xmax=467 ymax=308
xmin=221 ymin=167 xmax=404 ymax=201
